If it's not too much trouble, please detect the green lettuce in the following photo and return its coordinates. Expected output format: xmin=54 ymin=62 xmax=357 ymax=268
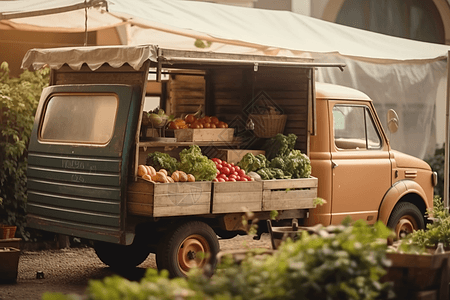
xmin=178 ymin=145 xmax=217 ymax=181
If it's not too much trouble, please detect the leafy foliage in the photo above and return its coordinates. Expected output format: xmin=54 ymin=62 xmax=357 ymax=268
xmin=425 ymin=145 xmax=444 ymax=198
xmin=0 ymin=62 xmax=49 ymax=236
xmin=401 ymin=196 xmax=450 ymax=249
xmin=178 ymin=145 xmax=218 ymax=181
xmin=45 ymin=220 xmax=395 ymax=300
xmin=147 ymin=151 xmax=178 ymax=174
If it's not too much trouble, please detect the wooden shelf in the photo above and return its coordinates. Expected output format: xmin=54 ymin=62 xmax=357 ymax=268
xmin=139 ymin=140 xmax=241 ymax=148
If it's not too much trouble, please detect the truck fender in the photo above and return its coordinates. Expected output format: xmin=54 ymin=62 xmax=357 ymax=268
xmin=378 ymin=180 xmax=429 ymax=224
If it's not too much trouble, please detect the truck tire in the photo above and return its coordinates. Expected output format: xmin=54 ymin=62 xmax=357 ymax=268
xmin=93 ymin=240 xmax=150 ymax=269
xmin=156 ymin=221 xmax=220 ymax=278
xmin=387 ymin=202 xmax=425 ymax=240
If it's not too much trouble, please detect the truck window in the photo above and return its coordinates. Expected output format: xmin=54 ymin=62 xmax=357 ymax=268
xmin=40 ymin=93 xmax=118 ymax=144
xmin=333 ymin=105 xmax=382 ymax=150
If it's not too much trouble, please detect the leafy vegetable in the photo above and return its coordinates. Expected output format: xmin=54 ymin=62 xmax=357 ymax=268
xmin=178 ymin=145 xmax=217 ymax=181
xmin=237 ymin=153 xmax=268 ymax=173
xmin=256 ymin=167 xmax=290 ymax=180
xmin=263 ymin=133 xmax=298 ymax=160
xmin=147 ymin=152 xmax=178 ymax=174
xmin=267 ymin=137 xmax=312 ymax=179
xmin=284 ymin=150 xmax=311 ymax=179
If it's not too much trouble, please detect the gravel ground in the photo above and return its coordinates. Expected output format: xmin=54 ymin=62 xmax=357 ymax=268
xmin=0 ymin=234 xmax=272 ymax=300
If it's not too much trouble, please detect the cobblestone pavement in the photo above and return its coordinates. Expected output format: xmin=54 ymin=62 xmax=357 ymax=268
xmin=0 ymin=234 xmax=272 ymax=300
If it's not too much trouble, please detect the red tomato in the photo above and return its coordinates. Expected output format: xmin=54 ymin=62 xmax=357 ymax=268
xmin=241 ymin=177 xmax=248 ymax=181
xmin=229 ymin=174 xmax=237 ymax=180
xmin=234 ymin=165 xmax=240 ymax=171
xmin=229 ymin=178 xmax=236 ymax=182
xmin=185 ymin=114 xmax=196 ymax=124
xmin=230 ymin=166 xmax=236 ymax=173
xmin=232 ymin=171 xmax=238 ymax=176
xmin=213 ymin=178 xmax=219 ymax=182
xmin=238 ymin=169 xmax=246 ymax=177
xmin=218 ymin=178 xmax=225 ymax=182
xmin=221 ymin=167 xmax=230 ymax=175
xmin=218 ymin=173 xmax=227 ymax=180
xmin=235 ymin=176 xmax=241 ymax=181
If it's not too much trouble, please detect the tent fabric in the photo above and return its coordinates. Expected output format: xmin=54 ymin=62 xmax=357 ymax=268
xmin=21 ymin=44 xmax=158 ymax=71
xmin=4 ymin=0 xmax=450 ymax=158
xmin=105 ymin=0 xmax=450 ymax=62
xmin=313 ymin=53 xmax=447 ymax=159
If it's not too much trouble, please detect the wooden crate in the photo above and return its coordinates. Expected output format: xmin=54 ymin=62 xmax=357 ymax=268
xmin=127 ymin=178 xmax=211 ymax=217
xmin=0 ymin=247 xmax=20 ymax=283
xmin=174 ymin=128 xmax=234 ymax=142
xmin=262 ymin=177 xmax=318 ymax=211
xmin=383 ymin=252 xmax=450 ymax=300
xmin=212 ymin=181 xmax=263 ymax=214
xmin=216 ymin=149 xmax=265 ymax=164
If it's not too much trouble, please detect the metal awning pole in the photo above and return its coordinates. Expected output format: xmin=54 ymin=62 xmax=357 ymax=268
xmin=444 ymin=50 xmax=450 ymax=209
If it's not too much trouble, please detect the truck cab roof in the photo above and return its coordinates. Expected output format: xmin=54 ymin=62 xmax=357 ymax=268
xmin=315 ymin=82 xmax=371 ymax=101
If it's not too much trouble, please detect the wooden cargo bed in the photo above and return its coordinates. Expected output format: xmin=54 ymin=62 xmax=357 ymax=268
xmin=127 ymin=177 xmax=318 ymax=217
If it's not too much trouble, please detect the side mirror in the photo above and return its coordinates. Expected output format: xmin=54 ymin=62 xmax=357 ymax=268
xmin=387 ymin=109 xmax=399 ymax=133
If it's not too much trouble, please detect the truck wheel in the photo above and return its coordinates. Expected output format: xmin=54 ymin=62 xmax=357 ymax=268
xmin=156 ymin=221 xmax=220 ymax=278
xmin=387 ymin=202 xmax=425 ymax=240
xmin=94 ymin=240 xmax=150 ymax=269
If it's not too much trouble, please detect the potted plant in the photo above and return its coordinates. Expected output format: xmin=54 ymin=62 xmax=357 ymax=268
xmin=382 ymin=196 xmax=450 ymax=300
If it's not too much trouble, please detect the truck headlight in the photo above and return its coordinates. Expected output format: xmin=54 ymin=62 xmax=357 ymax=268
xmin=432 ymin=172 xmax=438 ymax=187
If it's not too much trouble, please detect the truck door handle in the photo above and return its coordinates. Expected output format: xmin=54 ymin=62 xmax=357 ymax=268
xmin=332 ymin=162 xmax=338 ymax=169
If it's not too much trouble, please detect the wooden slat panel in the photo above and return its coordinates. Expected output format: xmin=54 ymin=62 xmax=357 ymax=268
xmin=262 ymin=177 xmax=318 ymax=190
xmin=212 ymin=181 xmax=263 ymax=213
xmin=262 ymin=189 xmax=317 ymax=211
xmin=262 ymin=177 xmax=317 ymax=211
xmin=127 ymin=180 xmax=212 ymax=217
xmin=169 ymin=74 xmax=205 ymax=117
xmin=175 ymin=128 xmax=234 ymax=142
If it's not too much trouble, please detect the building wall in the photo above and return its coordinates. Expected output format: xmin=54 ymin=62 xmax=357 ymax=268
xmin=0 ymin=30 xmax=96 ymax=78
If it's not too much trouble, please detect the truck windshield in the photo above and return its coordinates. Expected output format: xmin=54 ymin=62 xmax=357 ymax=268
xmin=40 ymin=93 xmax=118 ymax=145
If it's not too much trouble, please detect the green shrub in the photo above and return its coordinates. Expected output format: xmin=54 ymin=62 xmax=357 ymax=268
xmin=43 ymin=220 xmax=395 ymax=300
xmin=400 ymin=196 xmax=450 ymax=249
xmin=0 ymin=61 xmax=49 ymax=237
xmin=425 ymin=145 xmax=444 ymax=198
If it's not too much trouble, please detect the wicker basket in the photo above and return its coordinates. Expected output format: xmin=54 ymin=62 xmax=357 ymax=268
xmin=0 ymin=225 xmax=17 ymax=239
xmin=249 ymin=114 xmax=287 ymax=138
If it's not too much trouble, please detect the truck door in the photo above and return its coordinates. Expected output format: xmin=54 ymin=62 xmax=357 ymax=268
xmin=330 ymin=102 xmax=391 ymax=224
xmin=26 ymin=84 xmax=141 ymax=244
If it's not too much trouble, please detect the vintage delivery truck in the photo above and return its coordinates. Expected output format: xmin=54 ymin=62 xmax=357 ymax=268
xmin=21 ymin=44 xmax=437 ymax=277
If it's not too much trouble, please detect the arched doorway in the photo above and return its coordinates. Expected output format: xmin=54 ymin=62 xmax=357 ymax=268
xmin=325 ymin=0 xmax=445 ymax=44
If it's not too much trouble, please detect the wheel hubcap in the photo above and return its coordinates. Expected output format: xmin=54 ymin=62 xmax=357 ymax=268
xmin=178 ymin=234 xmax=210 ymax=274
xmin=395 ymin=216 xmax=417 ymax=239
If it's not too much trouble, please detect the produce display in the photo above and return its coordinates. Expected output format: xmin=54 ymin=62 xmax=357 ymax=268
xmin=211 ymin=158 xmax=253 ymax=182
xmin=141 ymin=134 xmax=311 ymax=183
xmin=144 ymin=145 xmax=217 ymax=182
xmin=138 ymin=164 xmax=195 ymax=183
xmin=142 ymin=108 xmax=172 ymax=128
xmin=237 ymin=133 xmax=311 ymax=180
xmin=168 ymin=113 xmax=228 ymax=130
